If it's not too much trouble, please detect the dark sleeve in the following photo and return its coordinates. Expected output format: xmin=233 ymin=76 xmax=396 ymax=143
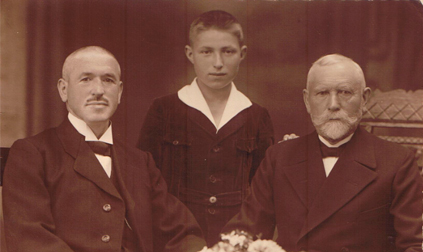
xmin=2 ymin=139 xmax=75 ymax=252
xmin=223 ymin=146 xmax=277 ymax=239
xmin=250 ymin=107 xmax=274 ymax=182
xmin=390 ymin=150 xmax=423 ymax=252
xmin=145 ymin=152 xmax=206 ymax=252
xmin=137 ymin=99 xmax=166 ymax=169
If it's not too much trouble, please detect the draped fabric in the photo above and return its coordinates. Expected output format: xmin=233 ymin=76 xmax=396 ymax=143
xmin=1 ymin=0 xmax=423 ymax=147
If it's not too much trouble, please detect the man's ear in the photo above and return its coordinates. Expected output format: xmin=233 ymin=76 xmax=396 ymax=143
xmin=117 ymin=81 xmax=123 ymax=104
xmin=185 ymin=45 xmax=194 ymax=64
xmin=303 ymin=89 xmax=311 ymax=114
xmin=57 ymin=78 xmax=68 ymax=103
xmin=362 ymin=87 xmax=372 ymax=106
xmin=240 ymin=45 xmax=247 ymax=60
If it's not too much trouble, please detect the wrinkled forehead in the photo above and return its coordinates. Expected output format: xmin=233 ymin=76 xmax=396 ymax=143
xmin=63 ymin=50 xmax=121 ymax=79
xmin=307 ymin=62 xmax=364 ymax=90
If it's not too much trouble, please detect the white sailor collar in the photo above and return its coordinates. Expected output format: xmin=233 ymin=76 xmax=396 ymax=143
xmin=177 ymin=78 xmax=252 ymax=132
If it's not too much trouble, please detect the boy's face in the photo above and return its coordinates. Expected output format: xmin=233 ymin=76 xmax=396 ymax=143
xmin=185 ymin=28 xmax=247 ymax=91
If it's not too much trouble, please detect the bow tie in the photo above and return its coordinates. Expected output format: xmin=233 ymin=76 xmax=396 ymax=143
xmin=320 ymin=143 xmax=346 ymax=158
xmin=87 ymin=141 xmax=112 ymax=157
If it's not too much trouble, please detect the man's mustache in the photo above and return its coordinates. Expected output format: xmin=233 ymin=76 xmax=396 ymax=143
xmin=312 ymin=110 xmax=359 ymax=127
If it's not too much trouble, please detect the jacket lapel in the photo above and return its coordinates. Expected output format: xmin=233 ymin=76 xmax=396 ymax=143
xmin=56 ymin=119 xmax=122 ymax=199
xmin=186 ymin=104 xmax=249 ymax=140
xmin=284 ymin=132 xmax=327 ymax=209
xmin=298 ymin=127 xmax=377 ymax=240
xmin=187 ymin=107 xmax=217 ymax=137
xmin=111 ymin=142 xmax=135 ymax=212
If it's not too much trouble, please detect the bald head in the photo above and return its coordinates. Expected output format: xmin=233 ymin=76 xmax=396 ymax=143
xmin=62 ymin=46 xmax=121 ymax=81
xmin=306 ymin=54 xmax=366 ymax=90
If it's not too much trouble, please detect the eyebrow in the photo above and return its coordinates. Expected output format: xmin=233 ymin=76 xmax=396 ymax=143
xmin=78 ymin=72 xmax=118 ymax=79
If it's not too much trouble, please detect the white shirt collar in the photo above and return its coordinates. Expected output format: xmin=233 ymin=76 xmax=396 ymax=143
xmin=68 ymin=113 xmax=113 ymax=144
xmin=318 ymin=133 xmax=353 ymax=148
xmin=177 ymin=78 xmax=252 ymax=132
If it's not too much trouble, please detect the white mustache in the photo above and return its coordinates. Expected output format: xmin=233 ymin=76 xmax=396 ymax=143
xmin=312 ymin=110 xmax=359 ymax=127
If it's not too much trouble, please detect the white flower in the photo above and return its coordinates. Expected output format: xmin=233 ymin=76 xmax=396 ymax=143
xmin=247 ymin=240 xmax=286 ymax=252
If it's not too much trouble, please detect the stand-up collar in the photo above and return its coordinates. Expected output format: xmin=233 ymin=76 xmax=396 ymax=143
xmin=68 ymin=113 xmax=113 ymax=144
xmin=177 ymin=78 xmax=252 ymax=132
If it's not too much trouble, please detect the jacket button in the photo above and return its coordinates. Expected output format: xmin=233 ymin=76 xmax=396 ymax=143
xmin=172 ymin=140 xmax=179 ymax=145
xmin=212 ymin=146 xmax=220 ymax=153
xmin=103 ymin=204 xmax=111 ymax=212
xmin=101 ymin=235 xmax=110 ymax=243
xmin=209 ymin=196 xmax=217 ymax=204
xmin=209 ymin=175 xmax=217 ymax=183
xmin=341 ymin=247 xmax=349 ymax=252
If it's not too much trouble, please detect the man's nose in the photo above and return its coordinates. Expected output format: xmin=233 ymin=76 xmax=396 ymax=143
xmin=213 ymin=53 xmax=223 ymax=69
xmin=328 ymin=93 xmax=341 ymax=111
xmin=91 ymin=78 xmax=105 ymax=96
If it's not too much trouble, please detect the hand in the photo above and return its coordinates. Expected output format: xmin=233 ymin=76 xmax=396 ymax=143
xmin=278 ymin=133 xmax=299 ymax=143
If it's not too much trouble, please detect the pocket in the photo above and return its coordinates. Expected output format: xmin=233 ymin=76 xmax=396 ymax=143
xmin=163 ymin=132 xmax=191 ymax=147
xmin=236 ymin=138 xmax=258 ymax=153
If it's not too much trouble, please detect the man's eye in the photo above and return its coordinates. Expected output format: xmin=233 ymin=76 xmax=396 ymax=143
xmin=201 ymin=50 xmax=212 ymax=54
xmin=224 ymin=50 xmax=235 ymax=55
xmin=104 ymin=78 xmax=115 ymax=83
xmin=316 ymin=91 xmax=329 ymax=96
xmin=339 ymin=90 xmax=352 ymax=95
xmin=81 ymin=77 xmax=91 ymax=82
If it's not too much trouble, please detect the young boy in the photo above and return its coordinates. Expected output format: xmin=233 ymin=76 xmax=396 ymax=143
xmin=137 ymin=10 xmax=274 ymax=246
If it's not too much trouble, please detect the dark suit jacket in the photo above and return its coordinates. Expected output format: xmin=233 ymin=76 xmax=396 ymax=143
xmin=2 ymin=119 xmax=206 ymax=252
xmin=224 ymin=127 xmax=422 ymax=252
xmin=137 ymin=94 xmax=274 ymax=245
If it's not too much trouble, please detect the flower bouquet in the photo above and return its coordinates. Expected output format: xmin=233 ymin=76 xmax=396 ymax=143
xmin=198 ymin=230 xmax=286 ymax=252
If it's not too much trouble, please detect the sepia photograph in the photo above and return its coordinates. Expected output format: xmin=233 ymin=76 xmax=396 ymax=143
xmin=1 ymin=1 xmax=423 ymax=251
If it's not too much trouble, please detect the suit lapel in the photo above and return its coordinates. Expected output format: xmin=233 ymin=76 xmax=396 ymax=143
xmin=298 ymin=128 xmax=377 ymax=240
xmin=56 ymin=119 xmax=122 ymax=199
xmin=111 ymin=142 xmax=135 ymax=212
xmin=284 ymin=132 xmax=326 ymax=208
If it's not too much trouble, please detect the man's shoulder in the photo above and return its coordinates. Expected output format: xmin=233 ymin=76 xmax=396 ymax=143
xmin=12 ymin=126 xmax=60 ymax=148
xmin=266 ymin=133 xmax=312 ymax=165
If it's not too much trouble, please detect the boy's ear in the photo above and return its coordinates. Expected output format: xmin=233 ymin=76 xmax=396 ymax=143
xmin=185 ymin=45 xmax=194 ymax=64
xmin=240 ymin=45 xmax=247 ymax=60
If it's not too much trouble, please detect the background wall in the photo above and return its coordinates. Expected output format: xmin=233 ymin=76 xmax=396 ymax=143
xmin=1 ymin=0 xmax=423 ymax=147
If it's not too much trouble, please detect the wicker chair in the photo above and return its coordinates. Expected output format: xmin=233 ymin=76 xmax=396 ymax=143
xmin=360 ymin=89 xmax=423 ymax=169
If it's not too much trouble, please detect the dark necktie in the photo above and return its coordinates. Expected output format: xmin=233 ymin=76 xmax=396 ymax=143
xmin=86 ymin=141 xmax=112 ymax=157
xmin=320 ymin=142 xmax=346 ymax=158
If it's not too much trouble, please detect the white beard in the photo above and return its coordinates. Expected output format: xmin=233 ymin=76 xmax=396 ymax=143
xmin=311 ymin=109 xmax=362 ymax=143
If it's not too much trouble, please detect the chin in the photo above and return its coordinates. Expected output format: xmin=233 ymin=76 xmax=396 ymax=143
xmin=317 ymin=121 xmax=355 ymax=143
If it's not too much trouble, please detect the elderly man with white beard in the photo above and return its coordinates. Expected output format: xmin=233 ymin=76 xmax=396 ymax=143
xmin=222 ymin=54 xmax=422 ymax=252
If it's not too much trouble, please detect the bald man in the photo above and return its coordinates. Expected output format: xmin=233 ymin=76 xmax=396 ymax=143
xmin=2 ymin=46 xmax=206 ymax=252
xmin=223 ymin=54 xmax=422 ymax=252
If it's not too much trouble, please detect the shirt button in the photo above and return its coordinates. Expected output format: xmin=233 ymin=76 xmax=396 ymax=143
xmin=209 ymin=196 xmax=217 ymax=204
xmin=208 ymin=208 xmax=216 ymax=214
xmin=209 ymin=175 xmax=217 ymax=183
xmin=103 ymin=204 xmax=111 ymax=212
xmin=172 ymin=140 xmax=179 ymax=145
xmin=101 ymin=235 xmax=110 ymax=243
